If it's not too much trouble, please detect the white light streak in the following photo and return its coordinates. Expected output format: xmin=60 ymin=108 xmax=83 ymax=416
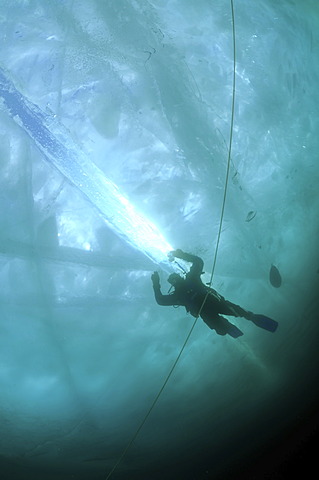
xmin=0 ymin=68 xmax=174 ymax=268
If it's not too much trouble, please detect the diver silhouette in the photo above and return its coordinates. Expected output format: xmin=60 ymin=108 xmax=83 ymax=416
xmin=151 ymin=249 xmax=278 ymax=338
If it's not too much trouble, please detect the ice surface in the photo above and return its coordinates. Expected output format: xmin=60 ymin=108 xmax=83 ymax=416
xmin=0 ymin=67 xmax=174 ymax=268
xmin=0 ymin=1 xmax=319 ymax=479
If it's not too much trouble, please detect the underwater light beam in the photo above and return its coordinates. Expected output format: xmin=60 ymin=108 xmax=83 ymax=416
xmin=0 ymin=67 xmax=175 ymax=269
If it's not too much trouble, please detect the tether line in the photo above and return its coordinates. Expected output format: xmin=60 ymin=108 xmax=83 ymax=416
xmin=105 ymin=318 xmax=198 ymax=480
xmin=208 ymin=0 xmax=236 ymax=285
xmin=105 ymin=1 xmax=236 ymax=478
xmin=193 ymin=0 xmax=236 ymax=321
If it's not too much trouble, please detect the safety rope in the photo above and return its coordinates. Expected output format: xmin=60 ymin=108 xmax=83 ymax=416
xmin=105 ymin=318 xmax=198 ymax=480
xmin=197 ymin=0 xmax=237 ymax=317
xmin=105 ymin=1 xmax=236 ymax=478
xmin=209 ymin=0 xmax=236 ymax=285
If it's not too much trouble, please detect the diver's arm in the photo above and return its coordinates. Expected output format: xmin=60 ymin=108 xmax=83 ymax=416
xmin=151 ymin=272 xmax=180 ymax=306
xmin=170 ymin=249 xmax=204 ymax=277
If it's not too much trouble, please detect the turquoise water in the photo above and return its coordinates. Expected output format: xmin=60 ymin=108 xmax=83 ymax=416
xmin=0 ymin=1 xmax=318 ymax=479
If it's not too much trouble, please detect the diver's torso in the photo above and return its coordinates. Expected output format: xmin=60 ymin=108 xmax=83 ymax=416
xmin=176 ymin=277 xmax=221 ymax=317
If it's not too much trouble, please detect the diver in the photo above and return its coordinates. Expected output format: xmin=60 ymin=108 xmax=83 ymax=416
xmin=151 ymin=249 xmax=278 ymax=338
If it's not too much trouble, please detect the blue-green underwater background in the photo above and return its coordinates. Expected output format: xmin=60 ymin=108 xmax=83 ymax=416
xmin=0 ymin=1 xmax=319 ymax=479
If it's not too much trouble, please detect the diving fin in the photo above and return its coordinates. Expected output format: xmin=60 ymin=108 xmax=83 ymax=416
xmin=251 ymin=314 xmax=278 ymax=332
xmin=227 ymin=324 xmax=244 ymax=338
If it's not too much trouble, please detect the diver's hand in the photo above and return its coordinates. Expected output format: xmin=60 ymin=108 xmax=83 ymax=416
xmin=169 ymin=249 xmax=184 ymax=259
xmin=151 ymin=271 xmax=160 ymax=286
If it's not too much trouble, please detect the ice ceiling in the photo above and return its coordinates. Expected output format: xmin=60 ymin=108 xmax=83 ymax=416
xmin=0 ymin=1 xmax=319 ymax=479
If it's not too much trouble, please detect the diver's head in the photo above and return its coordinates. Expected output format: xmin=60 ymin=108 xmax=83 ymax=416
xmin=167 ymin=273 xmax=184 ymax=287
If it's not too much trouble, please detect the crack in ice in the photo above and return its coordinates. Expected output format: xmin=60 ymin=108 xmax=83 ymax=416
xmin=0 ymin=67 xmax=175 ymax=269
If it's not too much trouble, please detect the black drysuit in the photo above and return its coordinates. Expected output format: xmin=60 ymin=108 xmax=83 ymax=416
xmin=152 ymin=252 xmax=250 ymax=337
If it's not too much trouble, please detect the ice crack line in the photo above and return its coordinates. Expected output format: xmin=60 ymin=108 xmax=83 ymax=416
xmin=0 ymin=67 xmax=175 ymax=270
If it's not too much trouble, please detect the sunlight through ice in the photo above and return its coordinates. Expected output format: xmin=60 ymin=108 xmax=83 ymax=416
xmin=0 ymin=67 xmax=174 ymax=268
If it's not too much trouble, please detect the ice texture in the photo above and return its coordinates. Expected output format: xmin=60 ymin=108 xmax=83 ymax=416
xmin=0 ymin=68 xmax=176 ymax=268
xmin=0 ymin=1 xmax=318 ymax=479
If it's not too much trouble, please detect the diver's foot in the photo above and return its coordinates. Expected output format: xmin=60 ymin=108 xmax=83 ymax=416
xmin=244 ymin=311 xmax=255 ymax=320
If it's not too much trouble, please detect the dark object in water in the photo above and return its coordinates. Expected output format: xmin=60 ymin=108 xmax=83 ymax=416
xmin=227 ymin=324 xmax=244 ymax=338
xmin=269 ymin=264 xmax=282 ymax=288
xmin=245 ymin=210 xmax=257 ymax=222
xmin=251 ymin=314 xmax=278 ymax=332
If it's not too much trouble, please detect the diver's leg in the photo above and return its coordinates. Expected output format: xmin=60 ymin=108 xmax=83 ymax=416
xmin=219 ymin=300 xmax=253 ymax=319
xmin=217 ymin=302 xmax=278 ymax=332
xmin=220 ymin=302 xmax=278 ymax=332
xmin=202 ymin=314 xmax=243 ymax=338
xmin=202 ymin=315 xmax=223 ymax=332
